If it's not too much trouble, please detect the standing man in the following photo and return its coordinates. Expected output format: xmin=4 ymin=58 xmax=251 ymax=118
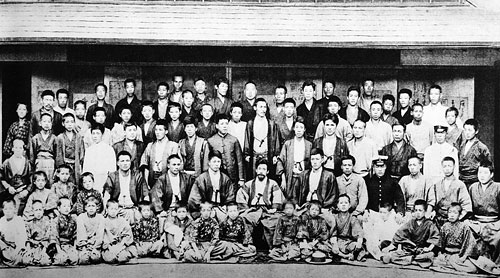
xmin=338 ymin=86 xmax=370 ymax=126
xmin=422 ymin=85 xmax=462 ymax=127
xmin=318 ymin=80 xmax=337 ymax=120
xmin=364 ymin=101 xmax=393 ymax=151
xmin=347 ymin=120 xmax=378 ymax=178
xmin=268 ymin=85 xmax=288 ymax=122
xmin=296 ymin=80 xmax=321 ymax=142
xmin=393 ymin=89 xmax=413 ymax=126
xmin=405 ymin=103 xmax=434 ymax=159
xmin=240 ymin=81 xmax=257 ymax=122
xmin=358 ymin=78 xmax=380 ymax=112
xmin=380 ymin=124 xmax=417 ymax=180
xmin=86 ymin=83 xmax=115 ymax=129
xmin=53 ymin=89 xmax=75 ymax=116
xmin=207 ymin=77 xmax=234 ymax=116
xmin=169 ymin=72 xmax=184 ymax=105
xmin=153 ymin=82 xmax=170 ymax=121
xmin=115 ymin=79 xmax=142 ymax=125
xmin=31 ymin=90 xmax=64 ymax=135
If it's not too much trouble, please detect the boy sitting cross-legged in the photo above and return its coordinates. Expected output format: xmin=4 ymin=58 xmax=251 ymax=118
xmin=296 ymin=200 xmax=332 ymax=261
xmin=102 ymin=200 xmax=135 ymax=264
xmin=132 ymin=200 xmax=164 ymax=258
xmin=269 ymin=200 xmax=301 ymax=262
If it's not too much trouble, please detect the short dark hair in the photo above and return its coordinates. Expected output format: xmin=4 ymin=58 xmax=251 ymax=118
xmin=302 ymin=80 xmax=316 ymax=91
xmin=90 ymin=123 xmax=105 ymax=134
xmin=382 ymin=94 xmax=396 ymax=105
xmin=84 ymin=196 xmax=99 ymax=206
xmin=308 ymin=200 xmax=322 ymax=210
xmin=194 ymin=76 xmax=205 ymax=83
xmin=464 ymin=118 xmax=479 ymax=131
xmin=183 ymin=116 xmax=197 ymax=126
xmin=479 ymin=160 xmax=495 ymax=173
xmin=81 ymin=172 xmax=95 ymax=183
xmin=58 ymin=196 xmax=71 ymax=207
xmin=283 ymin=98 xmax=296 ymax=107
xmin=310 ymin=148 xmax=324 ymax=157
xmin=41 ymin=90 xmax=55 ymax=99
xmin=380 ymin=202 xmax=393 ymax=211
xmin=93 ymin=106 xmax=106 ymax=117
xmin=293 ymin=116 xmax=306 ymax=128
xmin=94 ymin=83 xmax=108 ymax=93
xmin=254 ymin=97 xmax=267 ymax=107
xmin=175 ymin=201 xmax=189 ymax=212
xmin=215 ymin=113 xmax=230 ymax=124
xmin=398 ymin=88 xmax=412 ymax=99
xmin=363 ymin=78 xmax=375 ymax=85
xmin=74 ymin=100 xmax=87 ymax=109
xmin=449 ymin=202 xmax=463 ymax=214
xmin=56 ymin=89 xmax=69 ymax=98
xmin=408 ymin=155 xmax=421 ymax=164
xmin=323 ymin=80 xmax=336 ymax=88
xmin=182 ymin=89 xmax=194 ymax=98
xmin=157 ymin=82 xmax=169 ymax=91
xmin=338 ymin=193 xmax=351 ymax=203
xmin=141 ymin=100 xmax=154 ymax=110
xmin=172 ymin=72 xmax=184 ymax=81
xmin=370 ymin=100 xmax=383 ymax=109
xmin=275 ymin=85 xmax=287 ymax=95
xmin=446 ymin=107 xmax=459 ymax=118
xmin=411 ymin=103 xmax=423 ymax=111
xmin=283 ymin=199 xmax=296 ymax=209
xmin=118 ymin=104 xmax=133 ymax=115
xmin=209 ymin=150 xmax=223 ymax=161
xmin=106 ymin=199 xmax=119 ymax=208
xmin=117 ymin=150 xmax=132 ymax=160
xmin=3 ymin=199 xmax=16 ymax=208
xmin=138 ymin=200 xmax=153 ymax=211
xmin=414 ymin=199 xmax=428 ymax=210
xmin=255 ymin=158 xmax=269 ymax=169
xmin=167 ymin=102 xmax=182 ymax=112
xmin=226 ymin=201 xmax=238 ymax=209
xmin=215 ymin=77 xmax=229 ymax=87
xmin=156 ymin=119 xmax=168 ymax=129
xmin=244 ymin=80 xmax=256 ymax=88
xmin=124 ymin=79 xmax=136 ymax=87
xmin=62 ymin=113 xmax=75 ymax=121
xmin=346 ymin=86 xmax=360 ymax=97
xmin=230 ymin=102 xmax=243 ymax=112
xmin=429 ymin=84 xmax=442 ymax=93
xmin=33 ymin=170 xmax=48 ymax=185
xmin=341 ymin=155 xmax=356 ymax=166
xmin=323 ymin=113 xmax=339 ymax=125
xmin=167 ymin=154 xmax=182 ymax=163
xmin=392 ymin=123 xmax=406 ymax=132
xmin=327 ymin=96 xmax=342 ymax=107
xmin=40 ymin=112 xmax=53 ymax=121
xmin=442 ymin=156 xmax=456 ymax=165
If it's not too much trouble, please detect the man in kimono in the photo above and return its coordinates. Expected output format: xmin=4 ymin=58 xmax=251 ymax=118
xmin=140 ymin=101 xmax=157 ymax=146
xmin=114 ymin=79 xmax=142 ymax=126
xmin=339 ymin=86 xmax=370 ymax=126
xmin=405 ymin=103 xmax=434 ymax=158
xmin=237 ymin=159 xmax=283 ymax=247
xmin=445 ymin=107 xmax=464 ymax=149
xmin=432 ymin=156 xmax=472 ymax=228
xmin=153 ymin=82 xmax=169 ymax=121
xmin=139 ymin=119 xmax=180 ymax=188
xmin=207 ymin=114 xmax=245 ymax=187
xmin=103 ymin=151 xmax=147 ymax=225
xmin=399 ymin=156 xmax=435 ymax=218
xmin=314 ymin=96 xmax=353 ymax=142
xmin=244 ymin=98 xmax=280 ymax=181
xmin=196 ymin=103 xmax=217 ymax=139
xmin=381 ymin=94 xmax=400 ymax=127
xmin=31 ymin=90 xmax=64 ymax=135
xmin=268 ymin=85 xmax=288 ymax=123
xmin=424 ymin=125 xmax=459 ymax=183
xmin=458 ymin=119 xmax=491 ymax=188
xmin=317 ymin=79 xmax=337 ymax=120
xmin=380 ymin=123 xmax=417 ymax=180
xmin=392 ymin=89 xmax=413 ymax=127
xmin=206 ymin=77 xmax=233 ymax=116
xmin=296 ymin=80 xmax=321 ymax=142
xmin=276 ymin=98 xmax=296 ymax=146
xmin=240 ymin=81 xmax=257 ymax=122
xmin=178 ymin=116 xmax=209 ymax=176
xmin=347 ymin=120 xmax=378 ymax=178
xmin=365 ymin=101 xmax=393 ymax=151
xmin=358 ymin=78 xmax=380 ymax=112
xmin=336 ymin=155 xmax=368 ymax=219
xmin=86 ymin=83 xmax=115 ymax=129
xmin=188 ymin=150 xmax=235 ymax=222
xmin=1 ymin=139 xmax=31 ymax=214
xmin=112 ymin=123 xmax=145 ymax=173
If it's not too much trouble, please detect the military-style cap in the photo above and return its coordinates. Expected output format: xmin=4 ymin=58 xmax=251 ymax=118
xmin=434 ymin=125 xmax=448 ymax=133
xmin=372 ymin=155 xmax=388 ymax=166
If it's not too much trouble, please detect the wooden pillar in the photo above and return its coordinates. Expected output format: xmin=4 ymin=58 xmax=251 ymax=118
xmin=494 ymin=62 xmax=500 ymax=180
xmin=0 ymin=66 xmax=2 ymax=162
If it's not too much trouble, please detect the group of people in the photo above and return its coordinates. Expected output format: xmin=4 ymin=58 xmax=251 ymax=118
xmin=0 ymin=73 xmax=498 ymax=274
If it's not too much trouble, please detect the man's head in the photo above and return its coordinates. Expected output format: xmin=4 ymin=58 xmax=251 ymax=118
xmin=352 ymin=120 xmax=366 ymax=139
xmin=194 ymin=77 xmax=206 ymax=94
xmin=254 ymin=98 xmax=268 ymax=118
xmin=370 ymin=101 xmax=383 ymax=120
xmin=411 ymin=103 xmax=424 ymax=121
xmin=275 ymin=85 xmax=287 ymax=104
xmin=445 ymin=107 xmax=459 ymax=126
xmin=255 ymin=159 xmax=269 ymax=181
xmin=373 ymin=156 xmax=388 ymax=178
xmin=226 ymin=202 xmax=239 ymax=220
xmin=117 ymin=151 xmax=132 ymax=172
xmin=215 ymin=77 xmax=229 ymax=97
xmin=168 ymin=102 xmax=182 ymax=121
xmin=429 ymin=85 xmax=442 ymax=105
xmin=363 ymin=78 xmax=374 ymax=96
xmin=62 ymin=113 xmax=75 ymax=132
xmin=124 ymin=79 xmax=136 ymax=96
xmin=413 ymin=199 xmax=427 ymax=220
xmin=141 ymin=100 xmax=155 ymax=121
xmin=326 ymin=96 xmax=342 ymax=115
xmin=215 ymin=114 xmax=230 ymax=135
xmin=172 ymin=73 xmax=184 ymax=92
xmin=208 ymin=150 xmax=223 ymax=172
xmin=167 ymin=154 xmax=182 ymax=175
xmin=310 ymin=148 xmax=324 ymax=171
xmin=138 ymin=200 xmax=153 ymax=219
xmin=293 ymin=117 xmax=306 ymax=138
xmin=434 ymin=125 xmax=448 ymax=144
xmin=90 ymin=123 xmax=105 ymax=144
xmin=157 ymin=82 xmax=169 ymax=99
xmin=382 ymin=94 xmax=395 ymax=115
xmin=392 ymin=124 xmax=405 ymax=143
xmin=154 ymin=119 xmax=168 ymax=140
xmin=200 ymin=201 xmax=213 ymax=219
xmin=283 ymin=200 xmax=296 ymax=217
xmin=398 ymin=89 xmax=412 ymax=109
xmin=95 ymin=83 xmax=108 ymax=101
xmin=74 ymin=100 xmax=86 ymax=119
xmin=346 ymin=86 xmax=360 ymax=106
xmin=322 ymin=113 xmax=338 ymax=137
xmin=244 ymin=81 xmax=257 ymax=101
xmin=463 ymin=119 xmax=479 ymax=141
xmin=230 ymin=102 xmax=243 ymax=122
xmin=302 ymin=80 xmax=316 ymax=101
xmin=337 ymin=194 xmax=351 ymax=213
xmin=200 ymin=103 xmax=214 ymax=121
xmin=2 ymin=199 xmax=17 ymax=220
xmin=478 ymin=160 xmax=494 ymax=185
xmin=56 ymin=89 xmax=70 ymax=109
xmin=441 ymin=156 xmax=456 ymax=177
xmin=323 ymin=80 xmax=335 ymax=97
xmin=407 ymin=156 xmax=422 ymax=176
xmin=447 ymin=202 xmax=462 ymax=223
xmin=283 ymin=98 xmax=296 ymax=117
xmin=340 ymin=155 xmax=356 ymax=176
xmin=41 ymin=90 xmax=55 ymax=110
xmin=183 ymin=116 xmax=197 ymax=137
xmin=93 ymin=107 xmax=106 ymax=124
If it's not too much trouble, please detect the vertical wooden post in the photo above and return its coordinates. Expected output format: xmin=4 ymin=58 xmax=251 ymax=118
xmin=0 ymin=66 xmax=3 ymax=162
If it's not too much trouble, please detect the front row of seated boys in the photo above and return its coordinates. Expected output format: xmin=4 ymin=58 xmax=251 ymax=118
xmin=0 ymin=192 xmax=483 ymax=273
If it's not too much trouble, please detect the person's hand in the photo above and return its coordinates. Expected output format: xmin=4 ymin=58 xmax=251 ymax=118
xmin=429 ymin=211 xmax=436 ymax=220
xmin=102 ymin=243 xmax=109 ymax=250
xmin=245 ymin=156 xmax=250 ymax=163
xmin=238 ymin=180 xmax=245 ymax=188
xmin=395 ymin=213 xmax=404 ymax=225
xmin=332 ymin=244 xmax=340 ymax=254
xmin=381 ymin=246 xmax=391 ymax=253
xmin=267 ymin=208 xmax=277 ymax=214
xmin=272 ymin=157 xmax=278 ymax=165
xmin=311 ymin=239 xmax=319 ymax=246
xmin=8 ymin=187 xmax=16 ymax=195
xmin=355 ymin=241 xmax=363 ymax=250
xmin=362 ymin=211 xmax=370 ymax=223
xmin=158 ymin=211 xmax=168 ymax=218
xmin=422 ymin=246 xmax=432 ymax=253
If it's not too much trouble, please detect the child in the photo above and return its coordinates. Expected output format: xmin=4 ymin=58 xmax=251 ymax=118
xmin=269 ymin=200 xmax=301 ymax=262
xmin=384 ymin=199 xmax=440 ymax=268
xmin=56 ymin=113 xmax=85 ymax=183
xmin=180 ymin=90 xmax=198 ymax=122
xmin=132 ymin=201 xmax=163 ymax=258
xmin=163 ymin=203 xmax=193 ymax=260
xmin=330 ymin=194 xmax=365 ymax=261
xmin=433 ymin=203 xmax=478 ymax=273
xmin=102 ymin=200 xmax=135 ymax=264
xmin=458 ymin=119 xmax=491 ymax=188
xmin=52 ymin=197 xmax=79 ymax=265
xmin=22 ymin=200 xmax=55 ymax=266
xmin=296 ymin=200 xmax=331 ymax=260
xmin=196 ymin=103 xmax=217 ymax=139
xmin=111 ymin=105 xmax=143 ymax=145
xmin=365 ymin=202 xmax=400 ymax=261
xmin=178 ymin=116 xmax=209 ymax=176
xmin=3 ymin=103 xmax=31 ymax=159
xmin=211 ymin=202 xmax=256 ymax=260
xmin=183 ymin=201 xmax=220 ymax=263
xmin=74 ymin=100 xmax=91 ymax=137
xmin=166 ymin=102 xmax=186 ymax=143
xmin=30 ymin=113 xmax=57 ymax=184
xmin=140 ymin=100 xmax=157 ymax=146
xmin=227 ymin=102 xmax=247 ymax=152
xmin=1 ymin=139 xmax=31 ymax=214
xmin=76 ymin=196 xmax=105 ymax=264
xmin=52 ymin=164 xmax=77 ymax=204
xmin=0 ymin=199 xmax=27 ymax=267
xmin=23 ymin=171 xmax=58 ymax=220
xmin=84 ymin=107 xmax=112 ymax=148
xmin=73 ymin=172 xmax=104 ymax=215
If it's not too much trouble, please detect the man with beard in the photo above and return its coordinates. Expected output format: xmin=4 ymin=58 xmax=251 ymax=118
xmin=86 ymin=83 xmax=115 ymax=129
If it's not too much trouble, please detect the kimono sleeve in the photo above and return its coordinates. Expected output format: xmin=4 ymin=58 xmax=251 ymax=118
xmin=392 ymin=221 xmax=413 ymax=246
xmin=120 ymin=220 xmax=135 ymax=247
xmin=76 ymin=215 xmax=87 ymax=247
xmin=201 ymin=140 xmax=210 ymax=174
xmin=355 ymin=178 xmax=368 ymax=216
xmin=350 ymin=216 xmax=364 ymax=240
xmin=55 ymin=135 xmax=64 ymax=167
xmin=188 ymin=179 xmax=203 ymax=213
xmin=275 ymin=142 xmax=288 ymax=176
xmin=272 ymin=217 xmax=285 ymax=246
xmin=234 ymin=139 xmax=245 ymax=181
xmin=223 ymin=177 xmax=236 ymax=205
xmin=150 ymin=177 xmax=166 ymax=213
xmin=295 ymin=216 xmax=310 ymax=240
xmin=23 ymin=193 xmax=35 ymax=220
xmin=426 ymin=222 xmax=441 ymax=247
xmin=139 ymin=143 xmax=152 ymax=171
xmin=236 ymin=186 xmax=250 ymax=211
xmin=45 ymin=190 xmax=59 ymax=212
xmin=458 ymin=182 xmax=473 ymax=214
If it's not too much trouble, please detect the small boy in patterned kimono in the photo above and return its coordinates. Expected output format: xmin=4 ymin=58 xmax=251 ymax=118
xmin=132 ymin=201 xmax=163 ymax=258
xmin=433 ymin=203 xmax=478 ymax=273
xmin=269 ymin=200 xmax=301 ymax=261
xmin=53 ymin=197 xmax=78 ymax=265
xmin=30 ymin=113 xmax=57 ymax=184
xmin=211 ymin=202 xmax=256 ymax=260
xmin=23 ymin=171 xmax=58 ymax=220
xmin=331 ymin=194 xmax=366 ymax=261
xmin=22 ymin=200 xmax=55 ymax=266
xmin=102 ymin=200 xmax=135 ymax=264
xmin=383 ymin=199 xmax=440 ymax=268
xmin=76 ymin=196 xmax=105 ymax=264
xmin=1 ymin=139 xmax=31 ymax=214
xmin=296 ymin=200 xmax=332 ymax=260
xmin=0 ymin=199 xmax=27 ymax=267
xmin=164 ymin=203 xmax=193 ymax=259
xmin=56 ymin=113 xmax=85 ymax=184
xmin=73 ymin=172 xmax=104 ymax=215
xmin=183 ymin=201 xmax=220 ymax=263
xmin=52 ymin=164 xmax=77 ymax=204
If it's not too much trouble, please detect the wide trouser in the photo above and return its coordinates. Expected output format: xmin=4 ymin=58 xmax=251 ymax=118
xmin=433 ymin=253 xmax=477 ymax=273
xmin=211 ymin=240 xmax=256 ymax=260
xmin=102 ymin=244 xmax=135 ymax=264
xmin=0 ymin=239 xmax=24 ymax=267
xmin=269 ymin=241 xmax=300 ymax=261
xmin=53 ymin=244 xmax=79 ymax=265
xmin=21 ymin=244 xmax=51 ymax=266
xmin=78 ymin=246 xmax=101 ymax=265
xmin=387 ymin=248 xmax=434 ymax=268
xmin=240 ymin=207 xmax=280 ymax=247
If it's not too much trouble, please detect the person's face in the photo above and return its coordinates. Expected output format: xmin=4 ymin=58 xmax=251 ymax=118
xmin=310 ymin=154 xmax=323 ymax=170
xmin=200 ymin=205 xmax=212 ymax=219
xmin=208 ymin=157 xmax=222 ymax=172
xmin=230 ymin=107 xmax=243 ymax=122
xmin=201 ymin=106 xmax=214 ymax=120
xmin=412 ymin=106 xmax=423 ymax=121
xmin=337 ymin=197 xmax=350 ymax=212
xmin=275 ymin=88 xmax=286 ymax=104
xmin=125 ymin=126 xmax=137 ymax=141
xmin=107 ymin=203 xmax=119 ymax=218
xmin=173 ymin=76 xmax=183 ymax=92
xmin=194 ymin=80 xmax=206 ymax=94
xmin=341 ymin=160 xmax=354 ymax=175
xmin=168 ymin=158 xmax=182 ymax=175
xmin=2 ymin=202 xmax=16 ymax=219
xmin=125 ymin=82 xmax=135 ymax=96
xmin=58 ymin=93 xmax=68 ymax=108
xmin=75 ymin=104 xmax=86 ymax=118
xmin=58 ymin=168 xmax=71 ymax=183
xmin=93 ymin=111 xmax=106 ymax=124
xmin=85 ymin=202 xmax=97 ymax=216
xmin=435 ymin=131 xmax=446 ymax=144
xmin=429 ymin=88 xmax=441 ymax=104
xmin=256 ymin=164 xmax=268 ymax=181
xmin=363 ymin=81 xmax=374 ymax=96
xmin=169 ymin=107 xmax=181 ymax=121
xmin=447 ymin=207 xmax=460 ymax=222
xmin=140 ymin=206 xmax=153 ymax=219
xmin=347 ymin=90 xmax=359 ymax=106
xmin=58 ymin=199 xmax=72 ymax=215
xmin=227 ymin=206 xmax=239 ymax=220
xmin=399 ymin=93 xmax=410 ymax=108
xmin=42 ymin=96 xmax=54 ymax=110
xmin=82 ymin=176 xmax=94 ymax=190
xmin=216 ymin=82 xmax=229 ymax=96
xmin=323 ymin=82 xmax=334 ymax=96
xmin=183 ymin=93 xmax=194 ymax=108
xmin=308 ymin=205 xmax=320 ymax=217
xmin=370 ymin=104 xmax=382 ymax=120
xmin=463 ymin=124 xmax=478 ymax=141
xmin=379 ymin=207 xmax=391 ymax=221
xmin=117 ymin=155 xmax=132 ymax=172
xmin=374 ymin=164 xmax=386 ymax=177
xmin=327 ymin=102 xmax=340 ymax=115
xmin=33 ymin=203 xmax=44 ymax=220
xmin=255 ymin=101 xmax=267 ymax=117
xmin=216 ymin=119 xmax=229 ymax=135
xmin=12 ymin=141 xmax=24 ymax=157
xmin=154 ymin=125 xmax=167 ymax=140
xmin=408 ymin=158 xmax=422 ymax=175
xmin=63 ymin=116 xmax=75 ymax=132
xmin=302 ymin=85 xmax=314 ymax=101
xmin=324 ymin=119 xmax=337 ymax=136
xmin=442 ymin=161 xmax=455 ymax=177
xmin=185 ymin=124 xmax=196 ymax=137
xmin=176 ymin=207 xmax=188 ymax=220
xmin=352 ymin=121 xmax=365 ymax=139
xmin=284 ymin=103 xmax=295 ymax=117
xmin=446 ymin=111 xmax=457 ymax=126
xmin=91 ymin=129 xmax=103 ymax=144
xmin=413 ymin=205 xmax=425 ymax=220
xmin=244 ymin=83 xmax=257 ymax=100
xmin=293 ymin=123 xmax=305 ymax=138
xmin=142 ymin=106 xmax=154 ymax=121
xmin=392 ymin=125 xmax=404 ymax=142
xmin=96 ymin=86 xmax=106 ymax=100
xmin=283 ymin=204 xmax=295 ymax=216
xmin=40 ymin=115 xmax=52 ymax=131
xmin=120 ymin=109 xmax=132 ymax=123
xmin=478 ymin=166 xmax=493 ymax=184
xmin=383 ymin=100 xmax=393 ymax=114
xmin=34 ymin=175 xmax=46 ymax=190
xmin=16 ymin=104 xmax=28 ymax=119
xmin=158 ymin=85 xmax=168 ymax=99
